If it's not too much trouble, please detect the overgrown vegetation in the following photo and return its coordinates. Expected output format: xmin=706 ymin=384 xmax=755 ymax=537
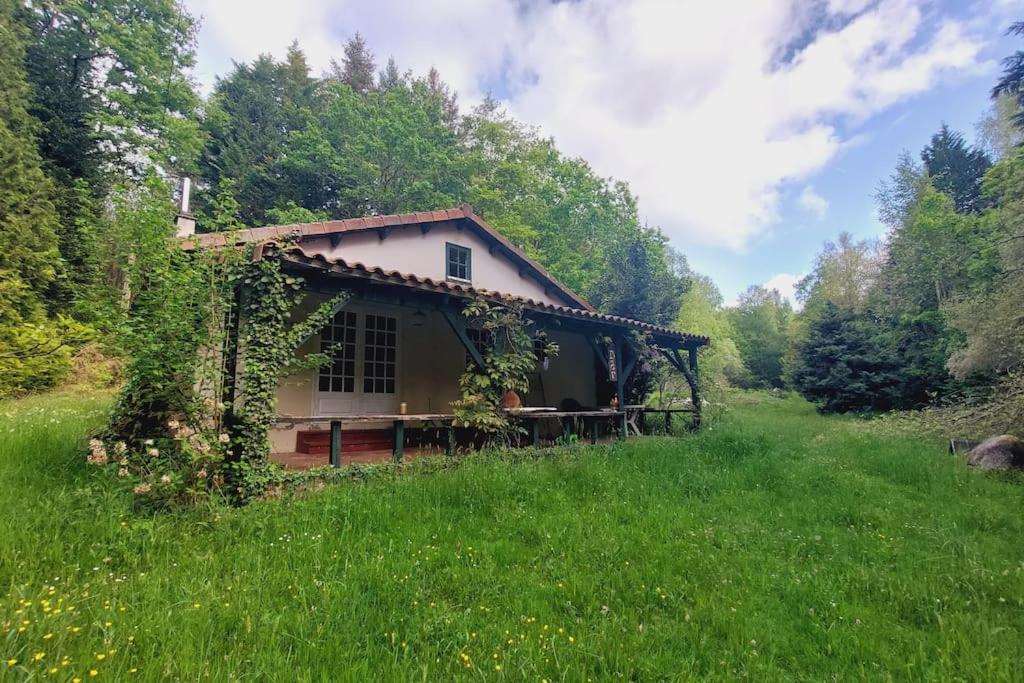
xmin=3 ymin=391 xmax=1022 ymax=679
xmin=708 ymin=31 xmax=1024 ymax=438
xmin=94 ymin=202 xmax=350 ymax=505
xmin=451 ymin=299 xmax=559 ymax=441
xmin=0 ymin=0 xmax=694 ymax=419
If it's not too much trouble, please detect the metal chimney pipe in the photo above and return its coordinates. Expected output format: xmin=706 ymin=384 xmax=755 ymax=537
xmin=180 ymin=176 xmax=191 ymax=214
xmin=175 ymin=176 xmax=196 ymax=238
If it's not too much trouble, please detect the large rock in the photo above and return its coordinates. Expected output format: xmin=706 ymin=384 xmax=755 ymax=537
xmin=966 ymin=435 xmax=1024 ymax=471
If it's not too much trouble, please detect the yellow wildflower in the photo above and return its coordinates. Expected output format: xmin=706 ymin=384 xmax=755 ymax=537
xmin=32 ymin=652 xmax=45 ymax=662
xmin=6 ymin=659 xmax=16 ymax=667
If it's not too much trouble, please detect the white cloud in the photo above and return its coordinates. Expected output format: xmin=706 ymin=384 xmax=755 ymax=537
xmin=183 ymin=0 xmax=987 ymax=250
xmin=798 ymin=186 xmax=829 ymax=219
xmin=764 ymin=273 xmax=804 ymax=309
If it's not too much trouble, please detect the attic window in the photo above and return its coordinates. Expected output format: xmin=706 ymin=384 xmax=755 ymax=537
xmin=446 ymin=243 xmax=471 ymax=282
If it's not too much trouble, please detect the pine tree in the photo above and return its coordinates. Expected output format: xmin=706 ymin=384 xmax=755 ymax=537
xmin=331 ymin=33 xmax=376 ymax=94
xmin=425 ymin=66 xmax=459 ymax=127
xmin=792 ymin=304 xmax=902 ymax=413
xmin=921 ymin=124 xmax=991 ymax=214
xmin=992 ymin=21 xmax=1024 ymax=129
xmin=378 ymin=57 xmax=403 ymax=90
xmin=0 ymin=0 xmax=62 ymax=300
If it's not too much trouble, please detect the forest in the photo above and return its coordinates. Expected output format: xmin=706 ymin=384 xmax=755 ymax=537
xmin=1 ymin=0 xmax=1022 ymax=437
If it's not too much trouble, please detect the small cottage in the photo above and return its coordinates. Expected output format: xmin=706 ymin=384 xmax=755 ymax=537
xmin=183 ymin=204 xmax=708 ymax=466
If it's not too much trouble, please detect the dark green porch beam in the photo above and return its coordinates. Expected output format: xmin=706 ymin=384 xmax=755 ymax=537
xmin=442 ymin=307 xmax=485 ymax=370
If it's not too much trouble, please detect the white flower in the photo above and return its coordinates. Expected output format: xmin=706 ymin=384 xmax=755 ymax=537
xmin=86 ymin=451 xmax=108 ymax=466
xmin=167 ymin=419 xmax=180 ymax=430
xmin=160 ymin=474 xmax=171 ymax=484
xmin=133 ymin=482 xmax=151 ymax=495
xmin=218 ymin=433 xmax=230 ymax=444
xmin=114 ymin=442 xmax=127 ymax=455
xmin=118 ymin=468 xmax=129 ymax=478
xmin=147 ymin=448 xmax=159 ymax=457
xmin=196 ymin=468 xmax=208 ymax=480
xmin=143 ymin=439 xmax=154 ymax=446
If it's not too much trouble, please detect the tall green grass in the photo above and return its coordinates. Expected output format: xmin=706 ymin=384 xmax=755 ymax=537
xmin=1 ymin=392 xmax=1022 ymax=680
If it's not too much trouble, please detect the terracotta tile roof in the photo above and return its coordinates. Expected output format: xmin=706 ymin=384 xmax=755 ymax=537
xmin=278 ymin=246 xmax=710 ymax=347
xmin=183 ymin=204 xmax=593 ymax=311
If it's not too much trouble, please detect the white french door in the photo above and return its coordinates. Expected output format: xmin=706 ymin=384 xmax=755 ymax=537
xmin=313 ymin=308 xmax=400 ymax=416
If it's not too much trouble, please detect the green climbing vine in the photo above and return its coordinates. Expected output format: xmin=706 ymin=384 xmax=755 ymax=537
xmin=226 ymin=255 xmax=350 ymax=500
xmin=451 ymin=298 xmax=558 ymax=444
xmin=99 ymin=233 xmax=348 ymax=507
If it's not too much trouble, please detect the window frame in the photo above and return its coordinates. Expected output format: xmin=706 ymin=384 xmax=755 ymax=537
xmin=316 ymin=311 xmax=399 ymax=398
xmin=445 ymin=242 xmax=472 ymax=283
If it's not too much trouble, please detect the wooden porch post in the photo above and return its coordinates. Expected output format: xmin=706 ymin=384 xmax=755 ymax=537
xmin=687 ymin=344 xmax=702 ymax=431
xmin=330 ymin=420 xmax=342 ymax=468
xmin=657 ymin=345 xmax=703 ymax=432
xmin=393 ymin=420 xmax=404 ymax=463
xmin=613 ymin=336 xmax=627 ymax=438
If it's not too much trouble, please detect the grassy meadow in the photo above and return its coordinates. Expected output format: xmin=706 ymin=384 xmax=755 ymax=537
xmin=1 ymin=391 xmax=1023 ymax=681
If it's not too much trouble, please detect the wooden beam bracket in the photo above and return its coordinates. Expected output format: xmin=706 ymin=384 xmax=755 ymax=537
xmin=442 ymin=307 xmax=485 ymax=370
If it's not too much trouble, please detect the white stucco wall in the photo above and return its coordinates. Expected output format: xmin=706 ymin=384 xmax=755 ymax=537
xmin=298 ymin=222 xmax=579 ymax=307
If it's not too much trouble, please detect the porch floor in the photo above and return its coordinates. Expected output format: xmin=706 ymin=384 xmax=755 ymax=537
xmin=271 ymin=447 xmax=443 ymax=470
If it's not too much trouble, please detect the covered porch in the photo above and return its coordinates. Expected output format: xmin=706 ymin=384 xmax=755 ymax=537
xmin=264 ymin=248 xmax=708 ymax=468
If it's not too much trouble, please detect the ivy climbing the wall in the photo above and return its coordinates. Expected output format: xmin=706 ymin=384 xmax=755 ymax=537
xmin=226 ymin=254 xmax=351 ymax=500
xmin=451 ymin=298 xmax=559 ymax=444
xmin=101 ymin=233 xmax=349 ymax=507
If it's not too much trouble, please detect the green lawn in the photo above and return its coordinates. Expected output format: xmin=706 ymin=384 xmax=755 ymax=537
xmin=1 ymin=392 xmax=1022 ymax=681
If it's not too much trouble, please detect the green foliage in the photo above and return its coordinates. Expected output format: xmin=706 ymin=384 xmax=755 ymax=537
xmin=197 ymin=53 xmax=686 ymax=332
xmin=589 ymin=227 xmax=689 ymax=327
xmin=96 ymin=178 xmax=348 ymax=504
xmin=0 ymin=1 xmax=88 ymax=397
xmin=920 ymin=124 xmax=991 ymax=214
xmin=227 ymin=255 xmax=351 ymax=500
xmin=264 ymin=202 xmax=329 ymax=225
xmin=452 ymin=299 xmax=558 ymax=441
xmin=20 ymin=0 xmax=202 ymax=181
xmin=3 ymin=392 xmax=1024 ymax=679
xmin=728 ymin=286 xmax=792 ymax=389
xmin=792 ymin=304 xmax=902 ymax=413
xmin=327 ymin=32 xmax=377 ymax=95
xmin=795 ymin=232 xmax=881 ymax=315
xmin=992 ymin=20 xmax=1024 ymax=128
xmin=672 ymin=275 xmax=744 ymax=396
xmin=946 ymin=149 xmax=1024 ymax=382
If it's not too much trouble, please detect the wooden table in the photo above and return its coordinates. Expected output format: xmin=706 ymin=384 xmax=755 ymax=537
xmin=511 ymin=410 xmax=626 ymax=446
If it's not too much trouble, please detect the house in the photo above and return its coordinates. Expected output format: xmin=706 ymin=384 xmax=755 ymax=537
xmin=182 ymin=204 xmax=709 ymax=466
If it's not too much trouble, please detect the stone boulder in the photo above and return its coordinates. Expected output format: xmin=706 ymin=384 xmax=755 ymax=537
xmin=966 ymin=435 xmax=1024 ymax=471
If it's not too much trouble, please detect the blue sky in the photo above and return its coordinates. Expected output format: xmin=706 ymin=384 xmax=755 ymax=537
xmin=688 ymin=13 xmax=1022 ymax=305
xmin=184 ymin=0 xmax=1024 ymax=305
